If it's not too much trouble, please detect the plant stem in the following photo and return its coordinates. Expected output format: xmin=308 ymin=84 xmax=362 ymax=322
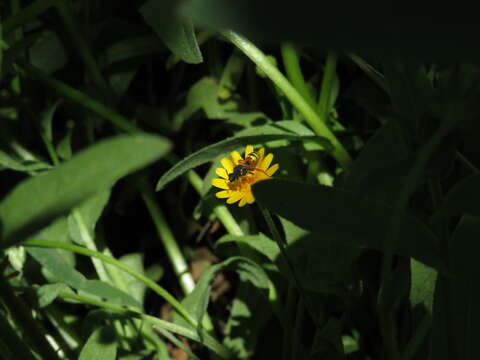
xmin=224 ymin=30 xmax=352 ymax=170
xmin=138 ymin=178 xmax=196 ymax=295
xmin=281 ymin=42 xmax=316 ymax=110
xmin=15 ymin=60 xmax=139 ymax=134
xmin=57 ymin=291 xmax=233 ymax=359
xmin=0 ymin=276 xmax=60 ymax=359
xmin=348 ymin=54 xmax=387 ymax=92
xmin=317 ymin=52 xmax=338 ymax=122
xmin=22 ymin=239 xmax=197 ymax=327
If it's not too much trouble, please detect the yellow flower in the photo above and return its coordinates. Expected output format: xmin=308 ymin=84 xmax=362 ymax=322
xmin=211 ymin=145 xmax=279 ymax=207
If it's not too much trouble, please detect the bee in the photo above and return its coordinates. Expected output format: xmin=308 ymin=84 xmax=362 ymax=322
xmin=228 ymin=152 xmax=263 ymax=182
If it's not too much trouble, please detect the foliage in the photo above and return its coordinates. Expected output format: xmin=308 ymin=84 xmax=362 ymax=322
xmin=1 ymin=1 xmax=479 ymax=359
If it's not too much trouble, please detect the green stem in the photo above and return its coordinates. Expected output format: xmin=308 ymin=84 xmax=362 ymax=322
xmin=0 ymin=276 xmax=60 ymax=360
xmin=15 ymin=60 xmax=139 ymax=134
xmin=55 ymin=0 xmax=111 ymax=99
xmin=4 ymin=0 xmax=62 ymax=34
xmin=138 ymin=179 xmax=195 ymax=295
xmin=22 ymin=239 xmax=197 ymax=327
xmin=348 ymin=54 xmax=387 ymax=92
xmin=379 ymin=114 xmax=458 ymax=360
xmin=224 ymin=30 xmax=352 ymax=170
xmin=167 ymin=154 xmax=244 ymax=236
xmin=281 ymin=42 xmax=316 ymax=110
xmin=57 ymin=291 xmax=233 ymax=359
xmin=317 ymin=53 xmax=338 ymax=122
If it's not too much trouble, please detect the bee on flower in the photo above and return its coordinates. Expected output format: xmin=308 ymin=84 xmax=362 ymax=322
xmin=211 ymin=145 xmax=279 ymax=207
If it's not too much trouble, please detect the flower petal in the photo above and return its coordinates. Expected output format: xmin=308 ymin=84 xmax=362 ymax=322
xmin=215 ymin=190 xmax=231 ymax=198
xmin=212 ymin=178 xmax=229 ymax=189
xmin=257 ymin=148 xmax=265 ymax=162
xmin=238 ymin=196 xmax=248 ymax=207
xmin=215 ymin=167 xmax=228 ymax=179
xmin=259 ymin=153 xmax=273 ymax=171
xmin=266 ymin=163 xmax=279 ymax=176
xmin=245 ymin=192 xmax=255 ymax=204
xmin=226 ymin=191 xmax=244 ymax=204
xmin=230 ymin=151 xmax=242 ymax=165
xmin=220 ymin=157 xmax=234 ymax=174
xmin=245 ymin=145 xmax=254 ymax=158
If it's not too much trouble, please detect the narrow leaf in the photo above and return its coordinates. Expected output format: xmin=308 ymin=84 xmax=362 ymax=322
xmin=140 ymin=0 xmax=202 ymax=64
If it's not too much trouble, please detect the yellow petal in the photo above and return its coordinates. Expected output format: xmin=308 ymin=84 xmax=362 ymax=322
xmin=266 ymin=163 xmax=279 ymax=176
xmin=215 ymin=167 xmax=228 ymax=179
xmin=230 ymin=151 xmax=242 ymax=165
xmin=245 ymin=145 xmax=254 ymax=158
xmin=245 ymin=192 xmax=255 ymax=204
xmin=238 ymin=196 xmax=248 ymax=207
xmin=226 ymin=191 xmax=244 ymax=204
xmin=212 ymin=178 xmax=229 ymax=189
xmin=220 ymin=157 xmax=234 ymax=174
xmin=215 ymin=190 xmax=231 ymax=198
xmin=257 ymin=148 xmax=265 ymax=162
xmin=259 ymin=153 xmax=273 ymax=170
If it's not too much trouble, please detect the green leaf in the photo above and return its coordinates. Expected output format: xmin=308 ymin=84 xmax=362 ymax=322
xmin=27 ymin=247 xmax=142 ymax=309
xmin=0 ymin=149 xmax=52 ymax=172
xmin=79 ymin=326 xmax=117 ymax=360
xmin=0 ymin=134 xmax=170 ymax=247
xmin=254 ymin=179 xmax=445 ymax=272
xmin=175 ymin=256 xmax=270 ymax=331
xmin=40 ymin=99 xmax=62 ymax=143
xmin=140 ymin=0 xmax=202 ymax=64
xmin=432 ymin=174 xmax=480 ymax=221
xmin=28 ymin=30 xmax=68 ymax=74
xmin=311 ymin=317 xmax=344 ymax=358
xmin=430 ymin=215 xmax=480 ymax=360
xmin=223 ymin=282 xmax=271 ymax=359
xmin=216 ymin=233 xmax=280 ymax=264
xmin=156 ymin=124 xmax=326 ymax=191
xmin=410 ymin=258 xmax=437 ymax=314
xmin=68 ymin=190 xmax=110 ymax=246
xmin=36 ymin=283 xmax=68 ymax=308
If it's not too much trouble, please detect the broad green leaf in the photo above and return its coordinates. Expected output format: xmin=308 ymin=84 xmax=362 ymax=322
xmin=410 ymin=258 xmax=437 ymax=314
xmin=36 ymin=283 xmax=68 ymax=308
xmin=79 ymin=326 xmax=117 ymax=360
xmin=27 ymin=247 xmax=142 ymax=309
xmin=254 ymin=179 xmax=445 ymax=272
xmin=280 ymin=216 xmax=360 ymax=293
xmin=0 ymin=134 xmax=170 ymax=247
xmin=216 ymin=233 xmax=280 ymax=264
xmin=223 ymin=282 xmax=271 ymax=359
xmin=140 ymin=0 xmax=202 ymax=64
xmin=156 ymin=124 xmax=328 ymax=191
xmin=432 ymin=174 xmax=480 ymax=221
xmin=28 ymin=30 xmax=68 ymax=74
xmin=430 ymin=215 xmax=480 ymax=360
xmin=174 ymin=257 xmax=270 ymax=332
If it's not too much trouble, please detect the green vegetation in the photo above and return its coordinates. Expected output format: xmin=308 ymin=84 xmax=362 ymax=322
xmin=1 ymin=1 xmax=480 ymax=359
